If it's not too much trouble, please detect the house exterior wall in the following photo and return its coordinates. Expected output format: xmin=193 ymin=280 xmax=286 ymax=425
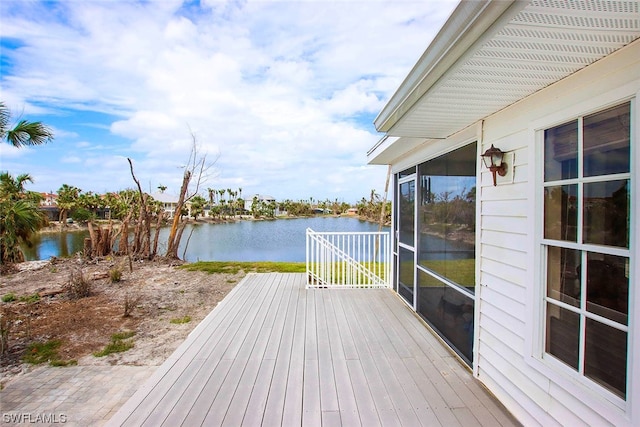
xmin=474 ymin=39 xmax=640 ymax=426
xmin=384 ymin=39 xmax=639 ymax=426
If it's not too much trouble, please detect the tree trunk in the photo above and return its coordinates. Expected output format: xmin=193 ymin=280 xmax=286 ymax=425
xmin=128 ymin=158 xmax=152 ymax=259
xmin=87 ymin=222 xmax=97 ymax=258
xmin=151 ymin=211 xmax=163 ymax=259
xmin=96 ymin=222 xmax=112 ymax=256
xmin=114 ymin=213 xmax=132 ymax=256
xmin=83 ymin=238 xmax=92 ymax=260
xmin=166 ymin=170 xmax=191 ymax=259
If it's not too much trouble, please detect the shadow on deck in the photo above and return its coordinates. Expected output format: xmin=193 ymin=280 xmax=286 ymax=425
xmin=107 ymin=273 xmax=519 ymax=427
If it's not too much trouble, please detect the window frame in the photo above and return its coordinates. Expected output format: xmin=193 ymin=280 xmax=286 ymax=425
xmin=527 ymin=90 xmax=638 ymax=420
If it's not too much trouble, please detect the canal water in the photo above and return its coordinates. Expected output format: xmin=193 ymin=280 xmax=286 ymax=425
xmin=23 ymin=217 xmax=389 ymax=262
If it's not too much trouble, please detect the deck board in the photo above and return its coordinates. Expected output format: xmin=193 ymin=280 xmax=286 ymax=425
xmin=107 ymin=273 xmax=520 ymax=427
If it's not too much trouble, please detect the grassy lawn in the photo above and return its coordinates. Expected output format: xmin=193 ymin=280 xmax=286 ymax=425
xmin=179 ymin=261 xmax=307 ymax=275
xmin=181 ymin=261 xmax=389 ymax=284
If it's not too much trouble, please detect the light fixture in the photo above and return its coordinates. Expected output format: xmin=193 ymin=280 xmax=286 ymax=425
xmin=481 ymin=144 xmax=507 ymax=186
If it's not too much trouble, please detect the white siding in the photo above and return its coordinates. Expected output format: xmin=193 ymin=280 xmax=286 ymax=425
xmin=476 ymin=39 xmax=640 ymax=426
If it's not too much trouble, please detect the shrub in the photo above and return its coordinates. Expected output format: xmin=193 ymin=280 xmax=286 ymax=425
xmin=122 ymin=292 xmax=141 ymax=317
xmin=170 ymin=315 xmax=191 ymax=324
xmin=66 ymin=268 xmax=91 ymax=299
xmin=109 ymin=267 xmax=122 ymax=283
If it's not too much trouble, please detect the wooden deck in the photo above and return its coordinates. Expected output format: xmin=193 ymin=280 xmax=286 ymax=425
xmin=107 ymin=273 xmax=519 ymax=427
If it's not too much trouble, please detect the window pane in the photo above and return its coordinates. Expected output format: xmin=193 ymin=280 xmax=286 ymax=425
xmin=418 ymin=270 xmax=473 ymax=363
xmin=398 ymin=247 xmax=414 ymax=305
xmin=546 ymin=304 xmax=579 ymax=369
xmin=545 ymin=120 xmax=578 ymax=181
xmin=585 ymin=319 xmax=627 ymax=399
xmin=418 ymin=143 xmax=476 ymax=291
xmin=544 ymin=184 xmax=577 ymax=242
xmin=584 ymin=102 xmax=630 ymax=177
xmin=399 ymin=180 xmax=415 ymax=246
xmin=547 ymin=247 xmax=580 ymax=307
xmin=398 ymin=166 xmax=415 ymax=179
xmin=583 ymin=180 xmax=629 ymax=248
xmin=586 ymin=253 xmax=629 ymax=325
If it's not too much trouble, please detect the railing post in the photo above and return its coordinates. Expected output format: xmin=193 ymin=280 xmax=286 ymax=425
xmin=305 ymin=228 xmax=311 ymax=288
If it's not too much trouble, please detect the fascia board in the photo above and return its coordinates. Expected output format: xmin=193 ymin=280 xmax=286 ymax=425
xmin=374 ymin=0 xmax=522 ymax=133
xmin=366 ymin=136 xmax=431 ymax=165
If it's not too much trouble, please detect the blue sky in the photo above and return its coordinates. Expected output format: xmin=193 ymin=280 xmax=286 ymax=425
xmin=0 ymin=0 xmax=457 ymax=203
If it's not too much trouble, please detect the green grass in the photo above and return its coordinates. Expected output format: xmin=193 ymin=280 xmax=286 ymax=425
xmin=2 ymin=293 xmax=16 ymax=303
xmin=110 ymin=331 xmax=136 ymax=341
xmin=180 ymin=261 xmax=306 ymax=275
xmin=3 ymin=292 xmax=41 ymax=304
xmin=94 ymin=340 xmax=134 ymax=357
xmin=93 ymin=331 xmax=136 ymax=357
xmin=22 ymin=340 xmax=63 ymax=365
xmin=23 ymin=340 xmax=61 ymax=364
xmin=181 ymin=260 xmax=391 ymax=285
xmin=19 ymin=293 xmax=41 ymax=303
xmin=22 ymin=340 xmax=77 ymax=367
xmin=170 ymin=315 xmax=192 ymax=324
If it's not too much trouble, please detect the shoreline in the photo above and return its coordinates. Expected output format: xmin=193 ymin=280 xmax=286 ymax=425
xmin=38 ymin=213 xmax=386 ymax=235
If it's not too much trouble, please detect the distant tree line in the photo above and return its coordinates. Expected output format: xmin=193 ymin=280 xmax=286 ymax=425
xmin=356 ymin=190 xmax=391 ymax=225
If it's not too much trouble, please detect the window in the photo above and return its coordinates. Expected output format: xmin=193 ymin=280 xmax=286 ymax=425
xmin=542 ymin=102 xmax=631 ymax=399
xmin=417 ymin=142 xmax=477 ymax=364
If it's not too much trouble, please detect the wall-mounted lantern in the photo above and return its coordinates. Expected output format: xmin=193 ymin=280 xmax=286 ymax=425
xmin=481 ymin=144 xmax=507 ymax=186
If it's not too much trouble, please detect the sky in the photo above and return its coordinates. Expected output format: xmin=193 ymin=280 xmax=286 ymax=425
xmin=0 ymin=0 xmax=457 ymax=204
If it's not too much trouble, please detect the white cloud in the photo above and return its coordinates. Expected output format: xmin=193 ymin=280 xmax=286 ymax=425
xmin=0 ymin=0 xmax=458 ymax=201
xmin=0 ymin=143 xmax=25 ymax=160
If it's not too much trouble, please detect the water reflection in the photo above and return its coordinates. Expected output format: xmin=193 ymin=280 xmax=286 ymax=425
xmin=22 ymin=231 xmax=88 ymax=260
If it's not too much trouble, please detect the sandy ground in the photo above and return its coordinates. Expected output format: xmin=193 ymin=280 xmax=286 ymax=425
xmin=0 ymin=256 xmax=243 ymax=389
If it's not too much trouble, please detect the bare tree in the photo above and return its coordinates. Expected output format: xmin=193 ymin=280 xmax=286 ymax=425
xmin=165 ymin=131 xmax=215 ymax=259
xmin=128 ymin=158 xmax=152 ymax=259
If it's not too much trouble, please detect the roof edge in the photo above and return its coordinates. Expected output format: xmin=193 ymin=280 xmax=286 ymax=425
xmin=373 ymin=0 xmax=524 ymax=133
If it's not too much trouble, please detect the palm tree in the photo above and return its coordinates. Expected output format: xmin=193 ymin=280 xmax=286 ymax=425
xmin=0 ymin=101 xmax=54 ymax=147
xmin=189 ymin=195 xmax=207 ymax=220
xmin=0 ymin=172 xmax=46 ymax=264
xmin=57 ymin=184 xmax=81 ymax=224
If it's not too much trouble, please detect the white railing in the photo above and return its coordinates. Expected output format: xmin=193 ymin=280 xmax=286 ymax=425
xmin=306 ymin=228 xmax=391 ymax=288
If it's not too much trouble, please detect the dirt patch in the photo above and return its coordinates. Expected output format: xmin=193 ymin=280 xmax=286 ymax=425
xmin=0 ymin=256 xmax=243 ymax=388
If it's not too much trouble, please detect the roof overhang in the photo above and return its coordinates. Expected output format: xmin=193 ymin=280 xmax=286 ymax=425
xmin=369 ymin=0 xmax=640 ymax=165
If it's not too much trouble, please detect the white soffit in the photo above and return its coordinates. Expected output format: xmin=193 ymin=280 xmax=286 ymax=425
xmin=386 ymin=0 xmax=640 ymax=139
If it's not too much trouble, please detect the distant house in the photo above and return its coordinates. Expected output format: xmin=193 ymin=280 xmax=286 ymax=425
xmin=245 ymin=194 xmax=279 ymax=215
xmin=150 ymin=192 xmax=191 ymax=219
xmin=39 ymin=192 xmax=60 ymax=221
xmin=39 ymin=192 xmax=58 ymax=207
xmin=369 ymin=1 xmax=639 ymax=425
